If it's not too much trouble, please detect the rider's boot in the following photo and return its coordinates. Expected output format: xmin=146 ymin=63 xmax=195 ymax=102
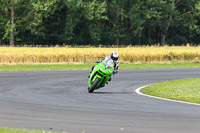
xmin=105 ymin=78 xmax=111 ymax=84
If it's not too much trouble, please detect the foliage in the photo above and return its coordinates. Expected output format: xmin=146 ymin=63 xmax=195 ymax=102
xmin=0 ymin=0 xmax=200 ymax=45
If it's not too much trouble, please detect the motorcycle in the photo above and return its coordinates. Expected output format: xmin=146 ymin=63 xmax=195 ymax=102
xmin=88 ymin=57 xmax=114 ymax=93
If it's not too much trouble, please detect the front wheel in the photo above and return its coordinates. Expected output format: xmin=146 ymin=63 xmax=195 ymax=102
xmin=88 ymin=77 xmax=101 ymax=93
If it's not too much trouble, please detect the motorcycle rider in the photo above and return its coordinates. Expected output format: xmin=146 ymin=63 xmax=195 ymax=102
xmin=88 ymin=51 xmax=119 ymax=81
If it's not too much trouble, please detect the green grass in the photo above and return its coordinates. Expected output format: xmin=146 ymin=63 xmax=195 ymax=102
xmin=120 ymin=63 xmax=200 ymax=69
xmin=142 ymin=78 xmax=200 ymax=104
xmin=0 ymin=64 xmax=93 ymax=71
xmin=0 ymin=63 xmax=200 ymax=71
xmin=0 ymin=128 xmax=66 ymax=133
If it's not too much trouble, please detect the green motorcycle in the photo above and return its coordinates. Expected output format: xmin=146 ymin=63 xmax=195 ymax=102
xmin=88 ymin=58 xmax=114 ymax=93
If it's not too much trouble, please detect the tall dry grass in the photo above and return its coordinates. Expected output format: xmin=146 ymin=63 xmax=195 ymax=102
xmin=0 ymin=46 xmax=200 ymax=64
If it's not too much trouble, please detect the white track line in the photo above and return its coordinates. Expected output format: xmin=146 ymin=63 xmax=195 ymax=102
xmin=135 ymin=85 xmax=200 ymax=106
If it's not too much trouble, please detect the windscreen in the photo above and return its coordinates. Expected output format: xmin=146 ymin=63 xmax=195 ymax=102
xmin=104 ymin=57 xmax=114 ymax=69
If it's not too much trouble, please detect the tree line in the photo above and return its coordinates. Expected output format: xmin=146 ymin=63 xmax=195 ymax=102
xmin=0 ymin=0 xmax=200 ymax=46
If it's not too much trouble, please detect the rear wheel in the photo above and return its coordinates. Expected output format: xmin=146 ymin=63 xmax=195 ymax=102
xmin=88 ymin=77 xmax=101 ymax=93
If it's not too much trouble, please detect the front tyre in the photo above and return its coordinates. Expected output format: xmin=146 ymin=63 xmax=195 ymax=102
xmin=88 ymin=77 xmax=101 ymax=93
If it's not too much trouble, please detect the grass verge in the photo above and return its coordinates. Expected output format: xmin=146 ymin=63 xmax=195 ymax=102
xmin=0 ymin=63 xmax=200 ymax=71
xmin=0 ymin=64 xmax=93 ymax=71
xmin=0 ymin=128 xmax=65 ymax=133
xmin=142 ymin=78 xmax=200 ymax=104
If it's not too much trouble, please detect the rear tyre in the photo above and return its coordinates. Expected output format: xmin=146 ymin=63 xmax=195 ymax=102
xmin=88 ymin=77 xmax=101 ymax=93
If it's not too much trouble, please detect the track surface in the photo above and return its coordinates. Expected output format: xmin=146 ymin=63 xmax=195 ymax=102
xmin=0 ymin=68 xmax=200 ymax=133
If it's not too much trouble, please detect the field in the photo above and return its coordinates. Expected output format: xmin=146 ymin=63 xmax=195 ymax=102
xmin=0 ymin=46 xmax=200 ymax=64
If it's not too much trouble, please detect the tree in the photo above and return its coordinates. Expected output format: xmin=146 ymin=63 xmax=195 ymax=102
xmin=106 ymin=0 xmax=131 ymax=45
xmin=168 ymin=0 xmax=200 ymax=44
xmin=63 ymin=0 xmax=107 ymax=45
xmin=129 ymin=0 xmax=160 ymax=45
xmin=0 ymin=0 xmax=14 ymax=45
xmin=0 ymin=0 xmax=30 ymax=46
xmin=129 ymin=0 xmax=200 ymax=45
xmin=0 ymin=0 xmax=59 ymax=45
xmin=29 ymin=0 xmax=107 ymax=45
xmin=0 ymin=0 xmax=200 ymax=45
xmin=0 ymin=1 xmax=8 ymax=45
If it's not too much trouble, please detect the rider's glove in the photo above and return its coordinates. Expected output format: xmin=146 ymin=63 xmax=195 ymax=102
xmin=96 ymin=59 xmax=103 ymax=64
xmin=113 ymin=69 xmax=118 ymax=74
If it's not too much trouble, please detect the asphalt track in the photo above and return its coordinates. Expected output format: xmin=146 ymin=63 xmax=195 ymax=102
xmin=0 ymin=68 xmax=200 ymax=133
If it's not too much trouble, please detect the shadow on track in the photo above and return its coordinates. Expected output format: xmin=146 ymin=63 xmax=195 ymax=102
xmin=92 ymin=92 xmax=131 ymax=95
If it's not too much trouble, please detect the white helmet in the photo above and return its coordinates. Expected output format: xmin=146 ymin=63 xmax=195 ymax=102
xmin=110 ymin=51 xmax=119 ymax=61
